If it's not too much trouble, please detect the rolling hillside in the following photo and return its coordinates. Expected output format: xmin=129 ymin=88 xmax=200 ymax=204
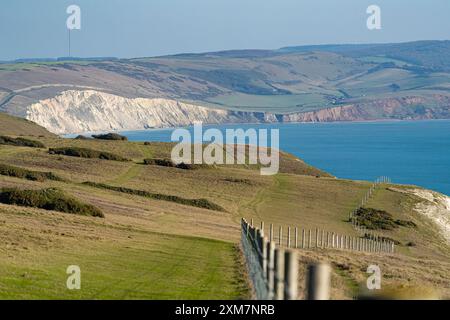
xmin=1 ymin=41 xmax=450 ymax=134
xmin=1 ymin=114 xmax=449 ymax=299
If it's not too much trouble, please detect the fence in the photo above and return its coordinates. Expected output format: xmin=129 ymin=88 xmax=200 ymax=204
xmin=241 ymin=218 xmax=299 ymax=300
xmin=347 ymin=176 xmax=394 ymax=249
xmin=256 ymin=219 xmax=394 ymax=254
xmin=241 ymin=217 xmax=395 ymax=300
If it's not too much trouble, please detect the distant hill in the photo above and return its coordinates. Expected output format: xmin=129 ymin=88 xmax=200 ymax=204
xmin=1 ymin=40 xmax=450 ymax=133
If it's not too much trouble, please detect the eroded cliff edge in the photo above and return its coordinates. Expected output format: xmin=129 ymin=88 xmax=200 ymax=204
xmin=25 ymin=90 xmax=450 ymax=134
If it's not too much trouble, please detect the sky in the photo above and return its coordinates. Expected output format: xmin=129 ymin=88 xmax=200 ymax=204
xmin=0 ymin=0 xmax=449 ymax=61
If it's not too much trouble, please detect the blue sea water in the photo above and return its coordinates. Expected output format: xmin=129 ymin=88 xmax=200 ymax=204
xmin=120 ymin=120 xmax=450 ymax=196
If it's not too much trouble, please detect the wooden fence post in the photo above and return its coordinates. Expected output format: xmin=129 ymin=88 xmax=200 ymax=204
xmin=308 ymin=230 xmax=312 ymax=248
xmin=294 ymin=227 xmax=298 ymax=249
xmin=332 ymin=233 xmax=335 ymax=248
xmin=284 ymin=250 xmax=299 ymax=300
xmin=315 ymin=228 xmax=319 ymax=248
xmin=266 ymin=241 xmax=275 ymax=299
xmin=279 ymin=226 xmax=283 ymax=247
xmin=321 ymin=230 xmax=325 ymax=248
xmin=274 ymin=247 xmax=285 ymax=300
xmin=287 ymin=227 xmax=291 ymax=248
xmin=302 ymin=229 xmax=305 ymax=249
xmin=306 ymin=263 xmax=331 ymax=300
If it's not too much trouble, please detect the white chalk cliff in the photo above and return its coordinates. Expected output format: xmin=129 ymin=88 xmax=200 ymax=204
xmin=25 ymin=90 xmax=268 ymax=134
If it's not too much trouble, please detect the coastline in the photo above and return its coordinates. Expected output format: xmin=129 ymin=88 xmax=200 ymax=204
xmin=62 ymin=118 xmax=450 ymax=138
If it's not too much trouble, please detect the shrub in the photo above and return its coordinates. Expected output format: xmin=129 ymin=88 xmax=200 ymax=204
xmin=175 ymin=162 xmax=196 ymax=170
xmin=92 ymin=133 xmax=128 ymax=141
xmin=143 ymin=158 xmax=201 ymax=170
xmin=0 ymin=163 xmax=63 ymax=182
xmin=144 ymin=142 xmax=151 ymax=146
xmin=143 ymin=158 xmax=175 ymax=167
xmin=0 ymin=136 xmax=45 ymax=148
xmin=83 ymin=181 xmax=225 ymax=212
xmin=0 ymin=188 xmax=104 ymax=217
xmin=74 ymin=135 xmax=91 ymax=140
xmin=354 ymin=207 xmax=417 ymax=230
xmin=49 ymin=147 xmax=129 ymax=161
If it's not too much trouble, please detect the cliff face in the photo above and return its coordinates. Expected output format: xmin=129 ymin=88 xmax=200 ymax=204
xmin=25 ymin=90 xmax=256 ymax=134
xmin=25 ymin=90 xmax=450 ymax=134
xmin=283 ymin=95 xmax=450 ymax=122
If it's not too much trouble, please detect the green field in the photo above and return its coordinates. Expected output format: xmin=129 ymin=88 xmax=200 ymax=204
xmin=205 ymin=92 xmax=336 ymax=113
xmin=0 ymin=210 xmax=246 ymax=299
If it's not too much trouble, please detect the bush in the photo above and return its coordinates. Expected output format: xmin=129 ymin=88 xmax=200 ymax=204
xmin=83 ymin=181 xmax=225 ymax=212
xmin=49 ymin=147 xmax=129 ymax=161
xmin=74 ymin=135 xmax=91 ymax=140
xmin=143 ymin=158 xmax=175 ymax=167
xmin=144 ymin=142 xmax=151 ymax=146
xmin=92 ymin=133 xmax=128 ymax=141
xmin=0 ymin=163 xmax=63 ymax=182
xmin=175 ymin=162 xmax=196 ymax=170
xmin=0 ymin=136 xmax=45 ymax=148
xmin=143 ymin=158 xmax=200 ymax=170
xmin=354 ymin=207 xmax=417 ymax=230
xmin=0 ymin=188 xmax=104 ymax=217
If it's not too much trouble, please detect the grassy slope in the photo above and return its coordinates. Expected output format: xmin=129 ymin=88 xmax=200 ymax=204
xmin=0 ymin=117 xmax=449 ymax=299
xmin=0 ymin=112 xmax=56 ymax=137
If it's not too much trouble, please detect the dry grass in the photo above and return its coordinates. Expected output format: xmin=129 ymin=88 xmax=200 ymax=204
xmin=0 ymin=130 xmax=449 ymax=299
xmin=0 ymin=113 xmax=55 ymax=138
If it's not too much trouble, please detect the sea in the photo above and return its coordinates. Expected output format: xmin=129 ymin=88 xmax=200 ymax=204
xmin=118 ymin=120 xmax=450 ymax=196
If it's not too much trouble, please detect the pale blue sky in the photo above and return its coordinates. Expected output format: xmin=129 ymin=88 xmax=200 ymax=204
xmin=1 ymin=0 xmax=449 ymax=60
